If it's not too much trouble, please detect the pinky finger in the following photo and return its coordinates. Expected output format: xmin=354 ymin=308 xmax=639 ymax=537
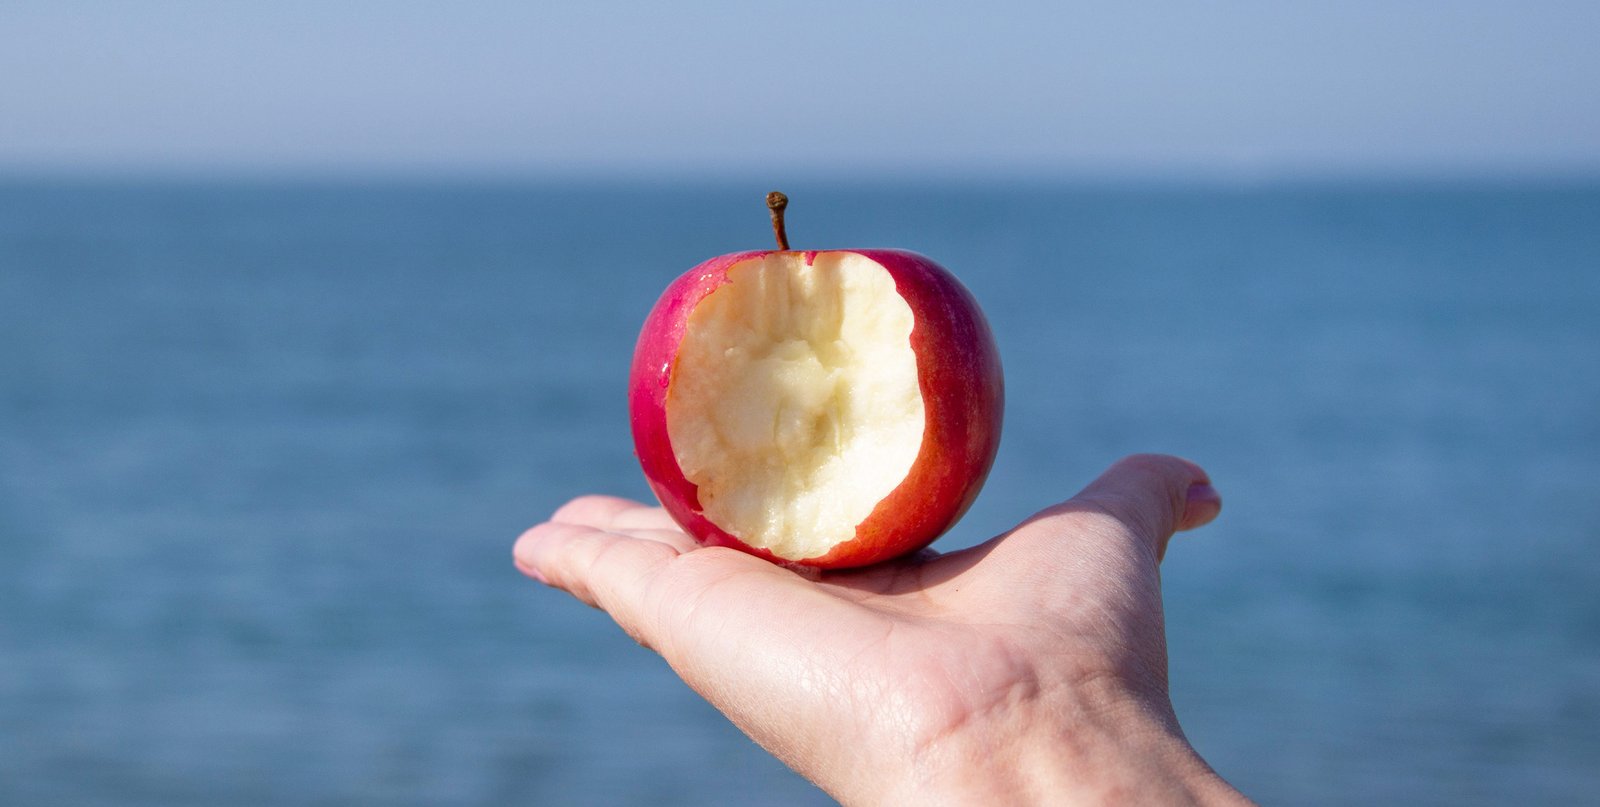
xmin=513 ymin=521 xmax=681 ymax=646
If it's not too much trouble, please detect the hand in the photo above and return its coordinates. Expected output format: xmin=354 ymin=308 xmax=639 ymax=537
xmin=514 ymin=454 xmax=1251 ymax=806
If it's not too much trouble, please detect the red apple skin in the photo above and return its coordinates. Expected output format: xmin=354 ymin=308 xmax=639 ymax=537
xmin=629 ymin=249 xmax=1004 ymax=569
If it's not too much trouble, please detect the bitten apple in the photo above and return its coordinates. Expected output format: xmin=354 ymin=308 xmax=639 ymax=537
xmin=629 ymin=193 xmax=1003 ymax=569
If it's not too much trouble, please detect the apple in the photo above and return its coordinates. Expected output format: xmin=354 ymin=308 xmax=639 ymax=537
xmin=628 ymin=192 xmax=1003 ymax=569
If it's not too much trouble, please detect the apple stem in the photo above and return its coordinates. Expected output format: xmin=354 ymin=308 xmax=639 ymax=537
xmin=766 ymin=191 xmax=790 ymax=250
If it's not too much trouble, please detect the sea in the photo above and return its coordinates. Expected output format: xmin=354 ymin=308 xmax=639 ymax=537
xmin=1 ymin=179 xmax=1597 ymax=806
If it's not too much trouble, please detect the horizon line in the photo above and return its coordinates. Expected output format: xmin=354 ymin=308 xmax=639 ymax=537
xmin=4 ymin=160 xmax=1600 ymax=190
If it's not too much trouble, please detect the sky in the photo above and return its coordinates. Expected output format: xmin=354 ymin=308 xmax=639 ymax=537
xmin=1 ymin=1 xmax=1598 ymax=180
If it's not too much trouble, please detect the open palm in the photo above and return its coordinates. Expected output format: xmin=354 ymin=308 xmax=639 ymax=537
xmin=515 ymin=454 xmax=1246 ymax=805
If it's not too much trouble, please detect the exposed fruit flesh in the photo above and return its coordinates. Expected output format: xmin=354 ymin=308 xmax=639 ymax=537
xmin=665 ymin=252 xmax=926 ymax=561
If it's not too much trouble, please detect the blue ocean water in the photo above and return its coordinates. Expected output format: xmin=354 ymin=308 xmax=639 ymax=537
xmin=1 ymin=180 xmax=1597 ymax=805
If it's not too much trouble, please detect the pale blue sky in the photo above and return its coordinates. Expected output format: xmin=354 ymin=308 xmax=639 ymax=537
xmin=2 ymin=1 xmax=1597 ymax=179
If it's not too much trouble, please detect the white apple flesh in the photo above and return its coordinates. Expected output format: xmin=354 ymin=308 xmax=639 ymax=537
xmin=666 ymin=251 xmax=927 ymax=561
xmin=630 ymin=199 xmax=1003 ymax=569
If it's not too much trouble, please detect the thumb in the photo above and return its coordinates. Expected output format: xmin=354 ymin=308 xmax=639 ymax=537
xmin=1068 ymin=454 xmax=1222 ymax=562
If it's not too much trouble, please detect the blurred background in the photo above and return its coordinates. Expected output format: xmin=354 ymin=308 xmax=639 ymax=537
xmin=2 ymin=2 xmax=1597 ymax=805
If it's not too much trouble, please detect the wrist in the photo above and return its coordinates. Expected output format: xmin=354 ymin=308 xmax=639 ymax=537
xmin=886 ymin=690 xmax=1249 ymax=806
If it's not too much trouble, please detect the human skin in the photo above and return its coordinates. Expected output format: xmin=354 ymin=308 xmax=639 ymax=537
xmin=513 ymin=454 xmax=1254 ymax=805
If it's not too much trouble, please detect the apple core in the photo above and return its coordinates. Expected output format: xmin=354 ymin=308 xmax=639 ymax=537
xmin=665 ymin=251 xmax=926 ymax=561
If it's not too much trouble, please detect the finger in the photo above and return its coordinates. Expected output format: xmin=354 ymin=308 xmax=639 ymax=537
xmin=513 ymin=521 xmax=681 ymax=646
xmin=625 ymin=528 xmax=702 ymax=553
xmin=1069 ymin=453 xmax=1220 ymax=560
xmin=551 ymin=495 xmax=676 ymax=530
xmin=549 ymin=495 xmax=695 ymax=551
xmin=610 ymin=507 xmax=684 ymax=533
